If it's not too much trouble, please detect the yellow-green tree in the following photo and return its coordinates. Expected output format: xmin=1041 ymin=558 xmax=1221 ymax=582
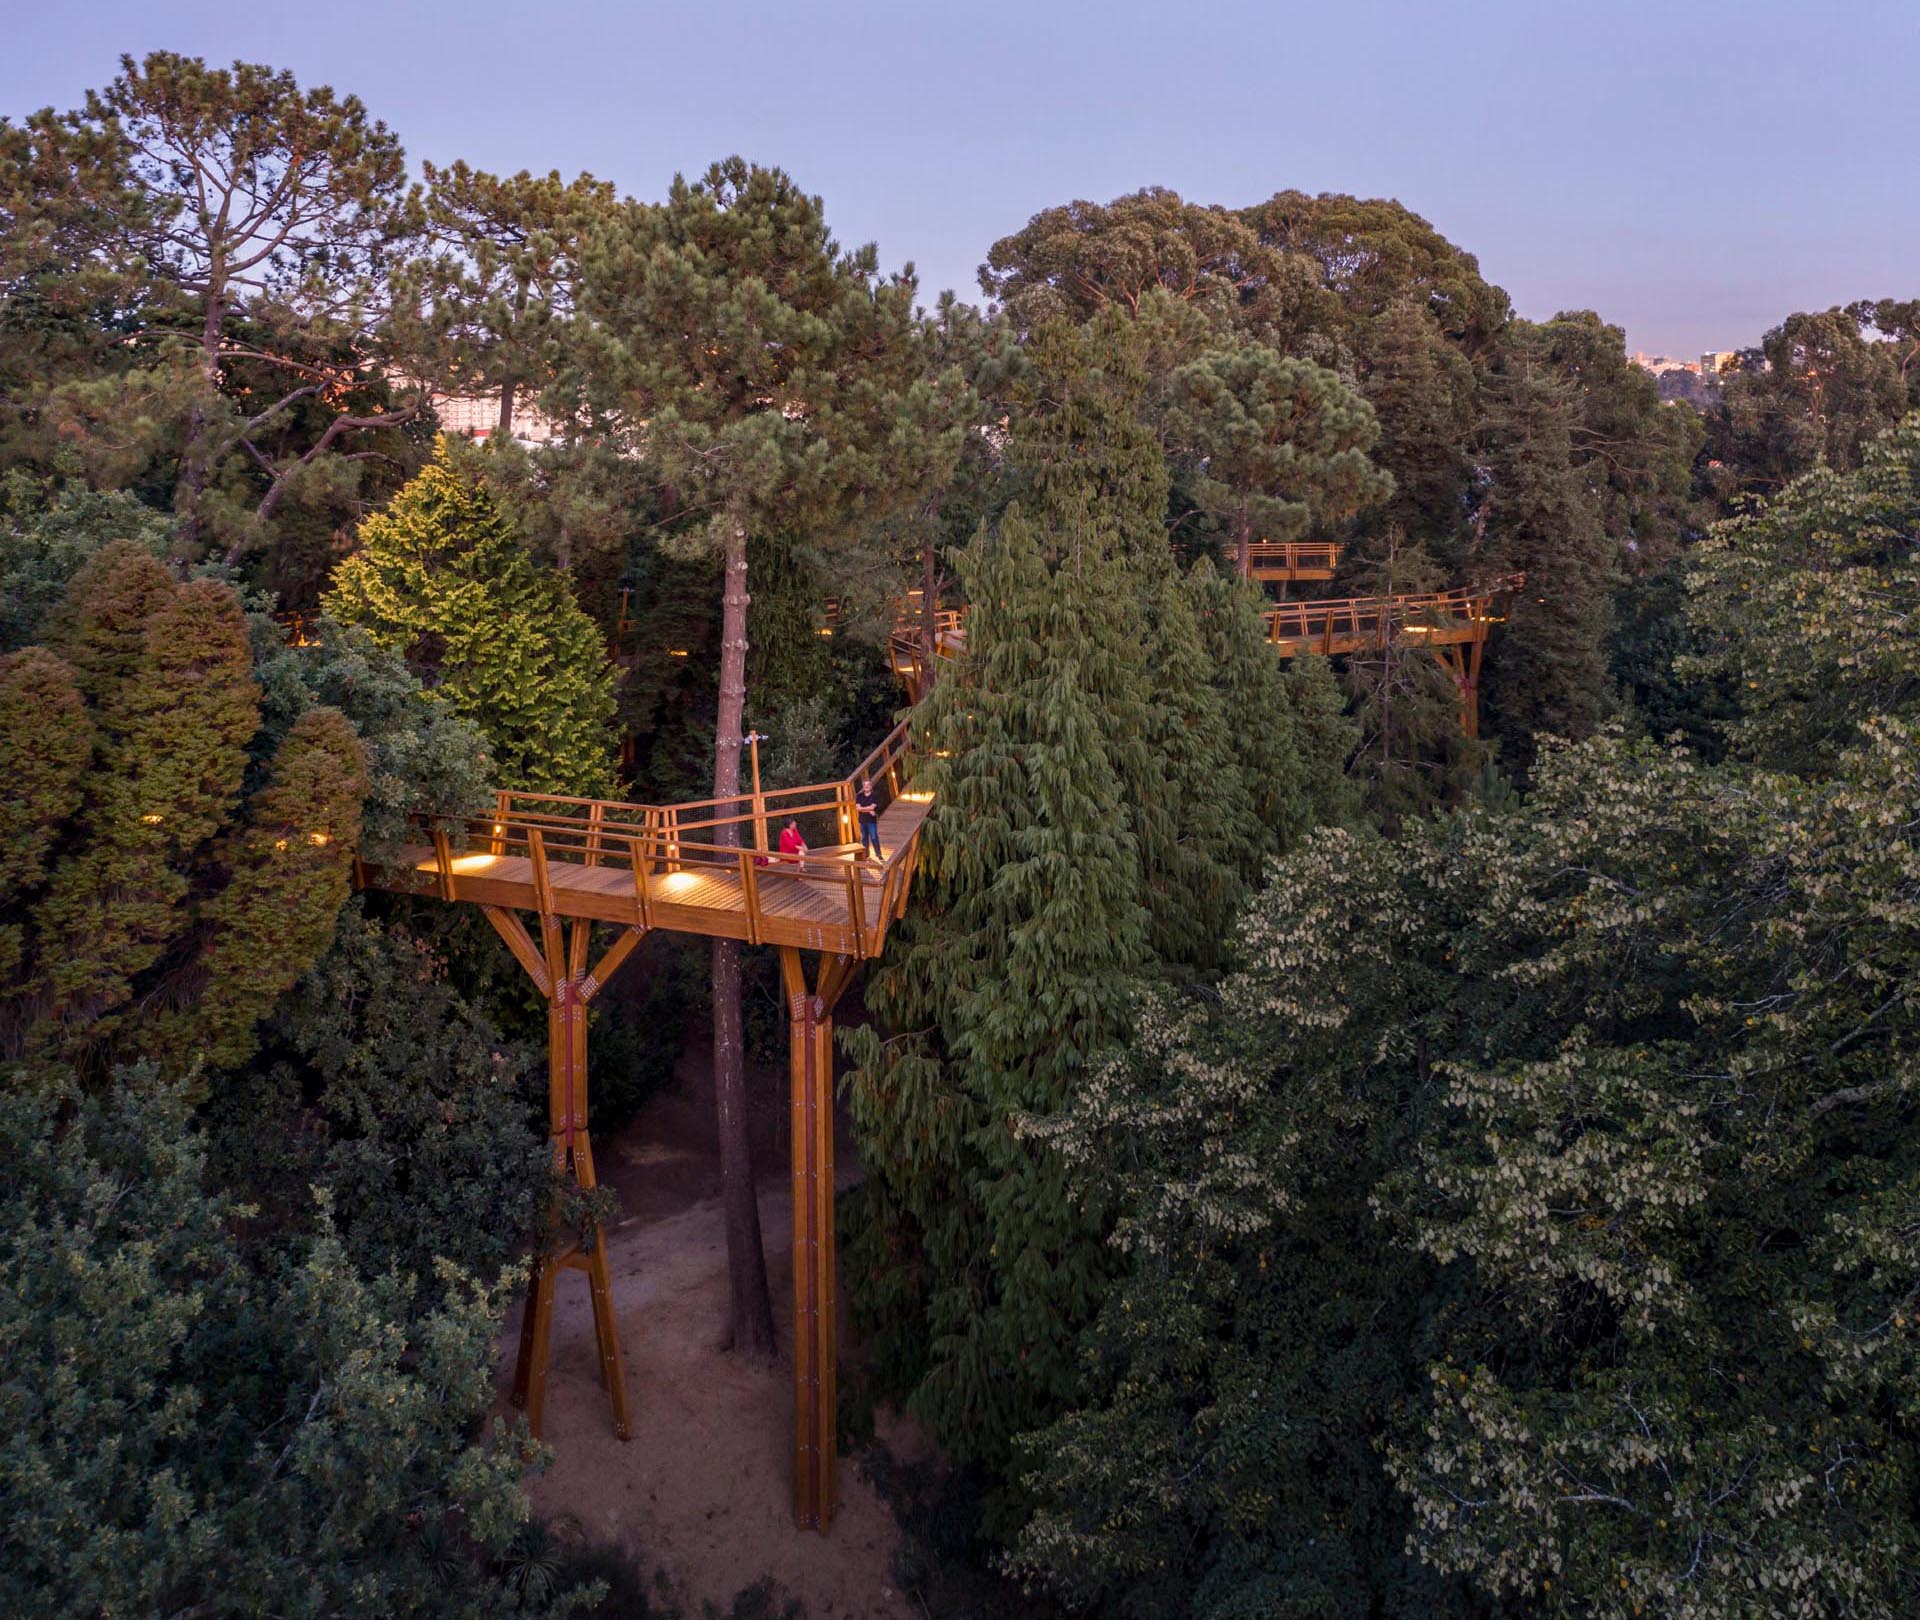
xmin=326 ymin=440 xmax=618 ymax=797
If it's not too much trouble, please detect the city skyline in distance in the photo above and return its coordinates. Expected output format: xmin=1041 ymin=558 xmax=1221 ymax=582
xmin=5 ymin=0 xmax=1915 ymax=357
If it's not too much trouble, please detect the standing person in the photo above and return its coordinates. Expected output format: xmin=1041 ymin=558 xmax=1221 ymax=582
xmin=855 ymin=775 xmax=883 ymax=861
xmin=778 ymin=818 xmax=809 ymax=864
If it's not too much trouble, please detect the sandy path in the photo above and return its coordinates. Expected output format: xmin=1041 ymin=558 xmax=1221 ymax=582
xmin=499 ymin=1119 xmax=916 ymax=1619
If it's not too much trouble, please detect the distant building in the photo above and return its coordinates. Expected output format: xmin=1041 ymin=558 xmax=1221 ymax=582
xmin=432 ymin=391 xmax=561 ymax=446
xmin=1699 ymin=351 xmax=1738 ymax=376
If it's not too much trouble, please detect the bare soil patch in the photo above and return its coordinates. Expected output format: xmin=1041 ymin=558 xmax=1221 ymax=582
xmin=499 ymin=1067 xmax=923 ymax=1618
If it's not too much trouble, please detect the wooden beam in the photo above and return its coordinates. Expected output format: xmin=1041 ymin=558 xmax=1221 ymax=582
xmin=432 ymin=829 xmax=455 ymax=901
xmin=529 ymin=826 xmax=556 ymax=916
xmin=583 ymin=925 xmax=647 ymax=1002
xmin=482 ymin=906 xmax=552 ymax=998
xmin=816 ymin=951 xmax=856 ymax=1014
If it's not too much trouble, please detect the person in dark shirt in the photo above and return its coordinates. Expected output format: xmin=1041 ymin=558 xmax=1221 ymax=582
xmin=855 ymin=775 xmax=882 ymax=860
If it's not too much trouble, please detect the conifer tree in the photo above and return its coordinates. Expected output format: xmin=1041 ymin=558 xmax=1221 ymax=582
xmin=575 ymin=158 xmax=965 ymax=1355
xmin=1474 ymin=356 xmax=1615 ymax=771
xmin=1359 ymin=294 xmax=1478 ymax=562
xmin=3 ymin=557 xmax=372 ymax=1088
xmin=843 ymin=508 xmax=1148 ymax=1473
xmin=1164 ymin=343 xmax=1392 ymax=577
xmin=326 ymin=440 xmax=618 ymax=797
xmin=44 ymin=537 xmax=177 ymax=704
xmin=30 ymin=571 xmax=259 ymax=1057
xmin=137 ymin=706 xmax=367 ymax=1073
xmin=0 ymin=648 xmax=91 ymax=983
xmin=1341 ymin=529 xmax=1476 ymax=823
xmin=1184 ymin=559 xmax=1359 ymax=856
xmin=1134 ymin=564 xmax=1252 ymax=963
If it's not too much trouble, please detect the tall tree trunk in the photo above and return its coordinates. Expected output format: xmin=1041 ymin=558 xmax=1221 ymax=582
xmin=498 ymin=274 xmax=530 ymax=437
xmin=921 ymin=516 xmax=939 ymax=665
xmin=1235 ymin=498 xmax=1252 ymax=580
xmin=177 ymin=279 xmax=227 ymax=549
xmin=712 ymin=522 xmax=777 ymax=1358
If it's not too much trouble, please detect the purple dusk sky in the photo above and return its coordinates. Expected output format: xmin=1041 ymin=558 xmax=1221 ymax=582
xmin=8 ymin=0 xmax=1917 ymax=356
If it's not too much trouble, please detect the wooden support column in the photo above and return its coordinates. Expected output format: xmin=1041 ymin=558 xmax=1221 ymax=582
xmin=779 ymin=946 xmax=854 ymax=1532
xmin=486 ymin=906 xmax=646 ymax=1444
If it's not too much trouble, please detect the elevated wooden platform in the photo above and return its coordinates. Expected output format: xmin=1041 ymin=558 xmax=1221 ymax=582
xmin=1245 ymin=539 xmax=1342 ymax=582
xmin=353 ymin=719 xmax=934 ymax=1534
xmin=1260 ymin=579 xmax=1518 ymax=658
xmin=370 ymin=795 xmax=928 ymax=957
xmin=888 ymin=577 xmax=1523 ymax=736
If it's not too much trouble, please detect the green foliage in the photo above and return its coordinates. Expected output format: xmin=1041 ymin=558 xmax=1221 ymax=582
xmin=1022 ymin=718 xmax=1920 ymax=1617
xmin=0 ymin=485 xmax=175 ymax=652
xmin=136 ymin=705 xmax=367 ymax=1073
xmin=1529 ymin=310 xmax=1704 ymax=570
xmin=1340 ymin=532 xmax=1479 ymax=823
xmin=1473 ymin=354 xmax=1617 ymax=771
xmin=327 ymin=439 xmax=619 ymax=796
xmin=248 ymin=611 xmax=494 ymax=857
xmin=208 ymin=902 xmax=549 ymax=1291
xmin=28 ymin=569 xmax=264 ymax=1059
xmin=0 ymin=1075 xmax=575 ymax=1618
xmin=843 ymin=509 xmax=1149 ymax=1474
xmin=1707 ymin=306 xmax=1916 ymax=499
xmin=981 ymin=185 xmax=1319 ymax=345
xmin=1239 ymin=190 xmax=1512 ymax=358
xmin=2 ymin=548 xmax=362 ymax=1085
xmin=1684 ymin=412 xmax=1920 ymax=774
xmin=1186 ymin=558 xmax=1364 ymax=846
xmin=1165 ymin=343 xmax=1392 ymax=567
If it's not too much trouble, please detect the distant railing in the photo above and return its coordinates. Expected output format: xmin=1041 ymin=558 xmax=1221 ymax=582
xmin=1244 ymin=540 xmax=1343 ymax=575
xmin=1262 ymin=576 xmax=1524 ymax=651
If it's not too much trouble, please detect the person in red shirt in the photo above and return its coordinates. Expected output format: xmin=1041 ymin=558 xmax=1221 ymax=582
xmin=777 ymin=818 xmax=808 ymax=864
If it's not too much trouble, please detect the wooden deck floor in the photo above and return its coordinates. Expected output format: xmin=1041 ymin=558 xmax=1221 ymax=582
xmin=369 ymin=795 xmax=934 ymax=958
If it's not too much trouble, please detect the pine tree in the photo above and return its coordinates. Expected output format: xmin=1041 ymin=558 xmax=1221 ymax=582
xmin=575 ymin=160 xmax=967 ymax=1354
xmin=325 ymin=440 xmax=618 ymax=797
xmin=842 ymin=508 xmax=1148 ymax=1474
xmin=1164 ymin=343 xmax=1392 ymax=577
xmin=1474 ymin=356 xmax=1616 ymax=772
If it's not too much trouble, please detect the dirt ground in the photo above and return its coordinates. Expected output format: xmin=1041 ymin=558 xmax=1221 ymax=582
xmin=499 ymin=1071 xmax=930 ymax=1619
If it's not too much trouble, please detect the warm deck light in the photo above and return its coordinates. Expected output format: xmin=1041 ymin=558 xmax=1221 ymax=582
xmin=660 ymin=869 xmax=699 ymax=893
xmin=899 ymin=790 xmax=934 ymax=802
xmin=448 ymin=853 xmax=500 ymax=873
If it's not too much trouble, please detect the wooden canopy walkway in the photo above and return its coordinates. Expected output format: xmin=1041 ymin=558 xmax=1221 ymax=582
xmin=365 ymin=722 xmax=929 ymax=959
xmin=887 ymin=574 xmax=1523 ymax=736
xmin=1260 ymin=576 xmax=1521 ymax=738
xmin=355 ymin=719 xmax=934 ymax=1534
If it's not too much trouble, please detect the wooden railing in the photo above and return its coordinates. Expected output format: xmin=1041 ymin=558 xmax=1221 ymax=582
xmin=391 ymin=719 xmax=928 ymax=954
xmin=1244 ymin=540 xmax=1343 ymax=575
xmin=1262 ymin=576 xmax=1523 ymax=651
